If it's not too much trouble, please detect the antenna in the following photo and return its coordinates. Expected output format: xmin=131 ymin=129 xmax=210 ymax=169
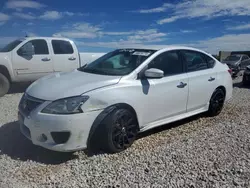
xmin=24 ymin=31 xmax=28 ymax=37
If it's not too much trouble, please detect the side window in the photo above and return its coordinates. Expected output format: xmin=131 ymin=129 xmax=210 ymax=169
xmin=204 ymin=55 xmax=216 ymax=68
xmin=182 ymin=50 xmax=208 ymax=72
xmin=148 ymin=51 xmax=183 ymax=76
xmin=17 ymin=39 xmax=49 ymax=56
xmin=242 ymin=56 xmax=249 ymax=61
xmin=52 ymin=40 xmax=74 ymax=54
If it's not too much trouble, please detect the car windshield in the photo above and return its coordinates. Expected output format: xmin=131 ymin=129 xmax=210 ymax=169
xmin=78 ymin=49 xmax=156 ymax=76
xmin=0 ymin=39 xmax=24 ymax=52
xmin=224 ymin=55 xmax=241 ymax=61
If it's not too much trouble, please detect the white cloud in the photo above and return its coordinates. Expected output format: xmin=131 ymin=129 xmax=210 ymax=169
xmin=157 ymin=16 xmax=181 ymax=24
xmin=181 ymin=33 xmax=250 ymax=54
xmin=0 ymin=13 xmax=10 ymax=22
xmin=13 ymin=12 xmax=36 ymax=20
xmin=63 ymin=12 xmax=87 ymax=16
xmin=75 ymin=32 xmax=250 ymax=55
xmin=64 ymin=11 xmax=74 ymax=16
xmin=140 ymin=0 xmax=250 ymax=24
xmin=180 ymin=30 xmax=196 ymax=33
xmin=227 ymin=23 xmax=250 ymax=30
xmin=127 ymin=29 xmax=167 ymax=43
xmin=5 ymin=0 xmax=45 ymax=10
xmin=53 ymin=22 xmax=102 ymax=38
xmin=38 ymin=11 xmax=86 ymax=20
xmin=53 ymin=31 xmax=97 ymax=39
xmin=101 ymin=31 xmax=134 ymax=36
xmin=54 ymin=22 xmax=167 ymax=43
xmin=40 ymin=11 xmax=63 ymax=20
xmin=133 ymin=3 xmax=173 ymax=13
xmin=73 ymin=23 xmax=101 ymax=32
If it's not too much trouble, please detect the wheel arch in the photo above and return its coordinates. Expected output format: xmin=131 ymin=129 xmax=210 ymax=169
xmin=216 ymin=85 xmax=226 ymax=96
xmin=87 ymin=103 xmax=139 ymax=149
xmin=0 ymin=65 xmax=11 ymax=82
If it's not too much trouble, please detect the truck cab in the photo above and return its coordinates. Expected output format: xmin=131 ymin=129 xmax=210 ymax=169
xmin=0 ymin=37 xmax=105 ymax=97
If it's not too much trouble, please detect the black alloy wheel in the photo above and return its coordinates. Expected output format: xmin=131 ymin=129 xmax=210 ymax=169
xmin=207 ymin=89 xmax=225 ymax=117
xmin=111 ymin=110 xmax=138 ymax=150
xmin=96 ymin=108 xmax=139 ymax=153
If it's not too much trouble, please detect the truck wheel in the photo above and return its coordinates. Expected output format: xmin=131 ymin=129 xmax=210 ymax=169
xmin=0 ymin=73 xmax=10 ymax=97
xmin=96 ymin=108 xmax=139 ymax=153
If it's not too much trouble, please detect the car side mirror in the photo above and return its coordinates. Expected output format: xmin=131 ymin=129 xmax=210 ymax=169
xmin=19 ymin=42 xmax=35 ymax=57
xmin=144 ymin=68 xmax=164 ymax=78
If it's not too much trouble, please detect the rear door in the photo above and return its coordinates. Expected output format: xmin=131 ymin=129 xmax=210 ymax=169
xmin=12 ymin=39 xmax=53 ymax=82
xmin=180 ymin=50 xmax=217 ymax=112
xmin=51 ymin=39 xmax=79 ymax=72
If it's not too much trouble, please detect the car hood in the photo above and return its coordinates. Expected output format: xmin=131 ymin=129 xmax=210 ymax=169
xmin=26 ymin=70 xmax=122 ymax=101
xmin=0 ymin=52 xmax=9 ymax=59
xmin=222 ymin=60 xmax=239 ymax=65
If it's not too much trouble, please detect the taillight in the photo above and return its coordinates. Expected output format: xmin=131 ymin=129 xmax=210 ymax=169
xmin=228 ymin=69 xmax=232 ymax=75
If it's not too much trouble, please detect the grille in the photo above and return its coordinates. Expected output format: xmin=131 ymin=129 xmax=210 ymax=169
xmin=19 ymin=94 xmax=45 ymax=116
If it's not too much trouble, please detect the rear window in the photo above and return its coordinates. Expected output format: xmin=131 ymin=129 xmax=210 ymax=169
xmin=52 ymin=40 xmax=74 ymax=54
xmin=224 ymin=55 xmax=240 ymax=61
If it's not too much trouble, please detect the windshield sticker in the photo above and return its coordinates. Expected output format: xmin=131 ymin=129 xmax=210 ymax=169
xmin=119 ymin=49 xmax=135 ymax=53
xmin=132 ymin=52 xmax=151 ymax=56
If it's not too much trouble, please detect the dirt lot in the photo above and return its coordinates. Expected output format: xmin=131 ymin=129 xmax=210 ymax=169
xmin=0 ymin=76 xmax=250 ymax=188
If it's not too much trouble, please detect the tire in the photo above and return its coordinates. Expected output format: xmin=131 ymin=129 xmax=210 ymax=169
xmin=242 ymin=75 xmax=248 ymax=86
xmin=95 ymin=108 xmax=139 ymax=153
xmin=207 ymin=88 xmax=225 ymax=117
xmin=0 ymin=73 xmax=10 ymax=97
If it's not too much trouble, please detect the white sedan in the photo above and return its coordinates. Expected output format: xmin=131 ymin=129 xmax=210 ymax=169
xmin=18 ymin=46 xmax=233 ymax=153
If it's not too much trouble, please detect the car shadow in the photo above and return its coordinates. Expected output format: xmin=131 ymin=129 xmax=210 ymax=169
xmin=233 ymin=81 xmax=250 ymax=88
xmin=0 ymin=121 xmax=78 ymax=165
xmin=8 ymin=82 xmax=31 ymax=94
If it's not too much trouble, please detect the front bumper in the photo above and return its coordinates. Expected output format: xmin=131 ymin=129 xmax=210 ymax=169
xmin=18 ymin=102 xmax=102 ymax=152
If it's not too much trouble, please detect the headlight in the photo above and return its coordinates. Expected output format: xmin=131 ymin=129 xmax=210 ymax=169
xmin=41 ymin=96 xmax=89 ymax=114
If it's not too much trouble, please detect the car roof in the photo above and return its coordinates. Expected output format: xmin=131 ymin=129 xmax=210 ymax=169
xmin=118 ymin=45 xmax=211 ymax=54
xmin=21 ymin=36 xmax=72 ymax=41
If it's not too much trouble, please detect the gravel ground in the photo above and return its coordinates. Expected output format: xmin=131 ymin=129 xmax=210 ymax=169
xmin=0 ymin=76 xmax=250 ymax=188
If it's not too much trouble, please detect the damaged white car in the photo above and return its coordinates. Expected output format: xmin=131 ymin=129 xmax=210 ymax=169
xmin=18 ymin=46 xmax=233 ymax=153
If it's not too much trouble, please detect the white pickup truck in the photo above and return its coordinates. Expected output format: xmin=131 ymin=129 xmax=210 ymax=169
xmin=0 ymin=37 xmax=105 ymax=97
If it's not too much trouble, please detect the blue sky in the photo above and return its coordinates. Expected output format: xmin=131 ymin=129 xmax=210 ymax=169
xmin=0 ymin=0 xmax=250 ymax=54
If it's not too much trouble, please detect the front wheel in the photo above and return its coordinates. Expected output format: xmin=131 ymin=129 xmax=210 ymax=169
xmin=0 ymin=73 xmax=10 ymax=97
xmin=242 ymin=75 xmax=248 ymax=86
xmin=96 ymin=108 xmax=139 ymax=153
xmin=207 ymin=88 xmax=225 ymax=117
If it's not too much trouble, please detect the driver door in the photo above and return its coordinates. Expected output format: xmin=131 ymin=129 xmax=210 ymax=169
xmin=141 ymin=50 xmax=189 ymax=126
xmin=12 ymin=39 xmax=54 ymax=82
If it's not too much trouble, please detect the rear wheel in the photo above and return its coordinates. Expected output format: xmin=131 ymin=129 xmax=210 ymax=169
xmin=96 ymin=108 xmax=139 ymax=153
xmin=207 ymin=88 xmax=225 ymax=117
xmin=0 ymin=73 xmax=10 ymax=97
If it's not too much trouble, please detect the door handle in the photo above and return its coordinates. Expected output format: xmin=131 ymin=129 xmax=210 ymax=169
xmin=68 ymin=57 xmax=76 ymax=61
xmin=41 ymin=57 xmax=51 ymax=61
xmin=208 ymin=77 xmax=215 ymax=82
xmin=177 ymin=82 xmax=187 ymax=88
